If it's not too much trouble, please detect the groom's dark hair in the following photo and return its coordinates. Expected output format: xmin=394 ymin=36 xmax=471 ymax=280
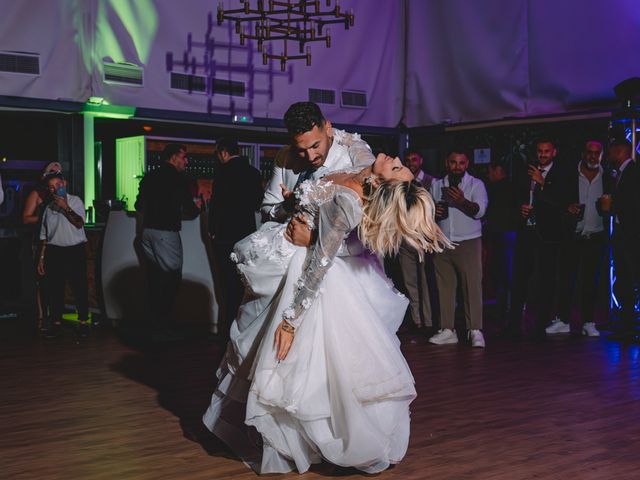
xmin=284 ymin=102 xmax=326 ymax=136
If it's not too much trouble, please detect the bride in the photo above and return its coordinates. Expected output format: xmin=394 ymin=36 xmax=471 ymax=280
xmin=203 ymin=153 xmax=451 ymax=474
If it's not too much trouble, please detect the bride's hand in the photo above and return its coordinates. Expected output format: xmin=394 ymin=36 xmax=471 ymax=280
xmin=274 ymin=320 xmax=295 ymax=361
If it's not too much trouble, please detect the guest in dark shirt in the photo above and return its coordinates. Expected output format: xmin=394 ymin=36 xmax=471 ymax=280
xmin=484 ymin=161 xmax=518 ymax=327
xmin=135 ymin=143 xmax=200 ymax=340
xmin=508 ymin=138 xmax=572 ymax=339
xmin=209 ymin=137 xmax=263 ymax=336
xmin=386 ymin=151 xmax=437 ymax=335
xmin=605 ymin=139 xmax=640 ymax=338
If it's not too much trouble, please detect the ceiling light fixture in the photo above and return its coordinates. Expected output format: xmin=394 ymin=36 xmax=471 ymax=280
xmin=217 ymin=0 xmax=354 ymax=71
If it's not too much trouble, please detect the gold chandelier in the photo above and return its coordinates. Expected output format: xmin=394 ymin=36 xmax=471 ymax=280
xmin=217 ymin=0 xmax=355 ymax=71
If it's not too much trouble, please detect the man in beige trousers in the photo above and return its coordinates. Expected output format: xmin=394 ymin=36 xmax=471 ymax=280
xmin=429 ymin=151 xmax=488 ymax=348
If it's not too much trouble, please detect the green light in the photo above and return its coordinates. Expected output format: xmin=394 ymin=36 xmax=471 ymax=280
xmin=87 ymin=96 xmax=107 ymax=105
xmin=232 ymin=114 xmax=254 ymax=123
xmin=115 ymin=136 xmax=146 ymax=211
xmin=82 ymin=102 xmax=136 ymax=119
xmin=109 ymin=0 xmax=158 ymax=64
xmin=82 ymin=102 xmax=136 ymax=214
xmin=72 ymin=0 xmax=159 ymax=74
xmin=84 ymin=114 xmax=95 ymax=218
xmin=62 ymin=312 xmax=93 ymax=324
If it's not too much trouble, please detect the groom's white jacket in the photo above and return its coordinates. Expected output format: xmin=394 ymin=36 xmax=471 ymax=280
xmin=261 ymin=129 xmax=374 ymax=223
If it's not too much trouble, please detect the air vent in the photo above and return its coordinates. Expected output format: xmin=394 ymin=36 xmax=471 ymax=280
xmin=341 ymin=90 xmax=367 ymax=108
xmin=103 ymin=61 xmax=143 ymax=86
xmin=171 ymin=72 xmax=207 ymax=93
xmin=212 ymin=78 xmax=245 ymax=97
xmin=309 ymin=88 xmax=335 ymax=104
xmin=0 ymin=51 xmax=39 ymax=75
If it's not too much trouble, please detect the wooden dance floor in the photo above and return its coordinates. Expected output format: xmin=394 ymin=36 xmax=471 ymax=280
xmin=2 ymin=320 xmax=640 ymax=480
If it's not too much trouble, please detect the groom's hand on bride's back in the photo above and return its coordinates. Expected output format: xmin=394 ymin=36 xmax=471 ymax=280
xmin=285 ymin=214 xmax=313 ymax=247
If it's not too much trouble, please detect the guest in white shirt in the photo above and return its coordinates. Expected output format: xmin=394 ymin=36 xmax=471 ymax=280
xmin=429 ymin=151 xmax=488 ymax=348
xmin=554 ymin=140 xmax=610 ymax=337
xmin=38 ymin=173 xmax=89 ymax=338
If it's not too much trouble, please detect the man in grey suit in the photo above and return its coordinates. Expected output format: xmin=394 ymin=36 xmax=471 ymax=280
xmin=261 ymin=102 xmax=374 ymax=230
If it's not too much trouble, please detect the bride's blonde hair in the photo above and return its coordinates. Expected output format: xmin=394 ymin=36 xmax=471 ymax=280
xmin=359 ymin=180 xmax=453 ymax=261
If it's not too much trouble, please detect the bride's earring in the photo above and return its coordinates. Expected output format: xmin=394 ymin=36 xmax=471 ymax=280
xmin=366 ymin=175 xmax=380 ymax=188
xmin=363 ymin=175 xmax=380 ymax=195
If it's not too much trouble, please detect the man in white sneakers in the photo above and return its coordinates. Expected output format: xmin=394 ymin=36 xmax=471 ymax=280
xmin=429 ymin=151 xmax=488 ymax=348
xmin=551 ymin=140 xmax=610 ymax=337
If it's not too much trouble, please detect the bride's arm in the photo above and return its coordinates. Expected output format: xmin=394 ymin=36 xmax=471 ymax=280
xmin=274 ymin=192 xmax=362 ymax=360
xmin=284 ymin=213 xmax=363 ymax=256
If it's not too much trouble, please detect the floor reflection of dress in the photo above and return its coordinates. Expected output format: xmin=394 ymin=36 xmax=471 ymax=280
xmin=203 ymin=178 xmax=416 ymax=474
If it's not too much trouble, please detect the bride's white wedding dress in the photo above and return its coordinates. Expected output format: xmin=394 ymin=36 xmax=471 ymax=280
xmin=203 ymin=178 xmax=416 ymax=474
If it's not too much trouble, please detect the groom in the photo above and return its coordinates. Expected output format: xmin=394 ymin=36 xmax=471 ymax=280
xmin=262 ymin=101 xmax=374 ymax=239
xmin=201 ymin=102 xmax=375 ymax=452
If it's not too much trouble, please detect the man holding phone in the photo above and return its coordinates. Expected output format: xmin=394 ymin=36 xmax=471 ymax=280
xmin=38 ymin=172 xmax=89 ymax=338
xmin=429 ymin=150 xmax=488 ymax=348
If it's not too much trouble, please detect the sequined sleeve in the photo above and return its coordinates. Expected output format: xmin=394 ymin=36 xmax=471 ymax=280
xmin=282 ymin=189 xmax=363 ymax=328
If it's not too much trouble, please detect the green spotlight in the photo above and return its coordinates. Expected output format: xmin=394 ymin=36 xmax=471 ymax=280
xmin=82 ymin=102 xmax=135 ymax=119
xmin=82 ymin=102 xmax=136 ymax=216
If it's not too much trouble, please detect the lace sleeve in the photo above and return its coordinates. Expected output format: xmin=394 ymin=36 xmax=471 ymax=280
xmin=333 ymin=129 xmax=375 ymax=167
xmin=335 ymin=229 xmax=365 ymax=257
xmin=282 ymin=190 xmax=362 ymax=328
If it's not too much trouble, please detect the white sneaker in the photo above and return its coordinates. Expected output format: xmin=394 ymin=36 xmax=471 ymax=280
xmin=469 ymin=329 xmax=485 ymax=348
xmin=582 ymin=322 xmax=600 ymax=337
xmin=429 ymin=329 xmax=458 ymax=345
xmin=545 ymin=317 xmax=570 ymax=334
